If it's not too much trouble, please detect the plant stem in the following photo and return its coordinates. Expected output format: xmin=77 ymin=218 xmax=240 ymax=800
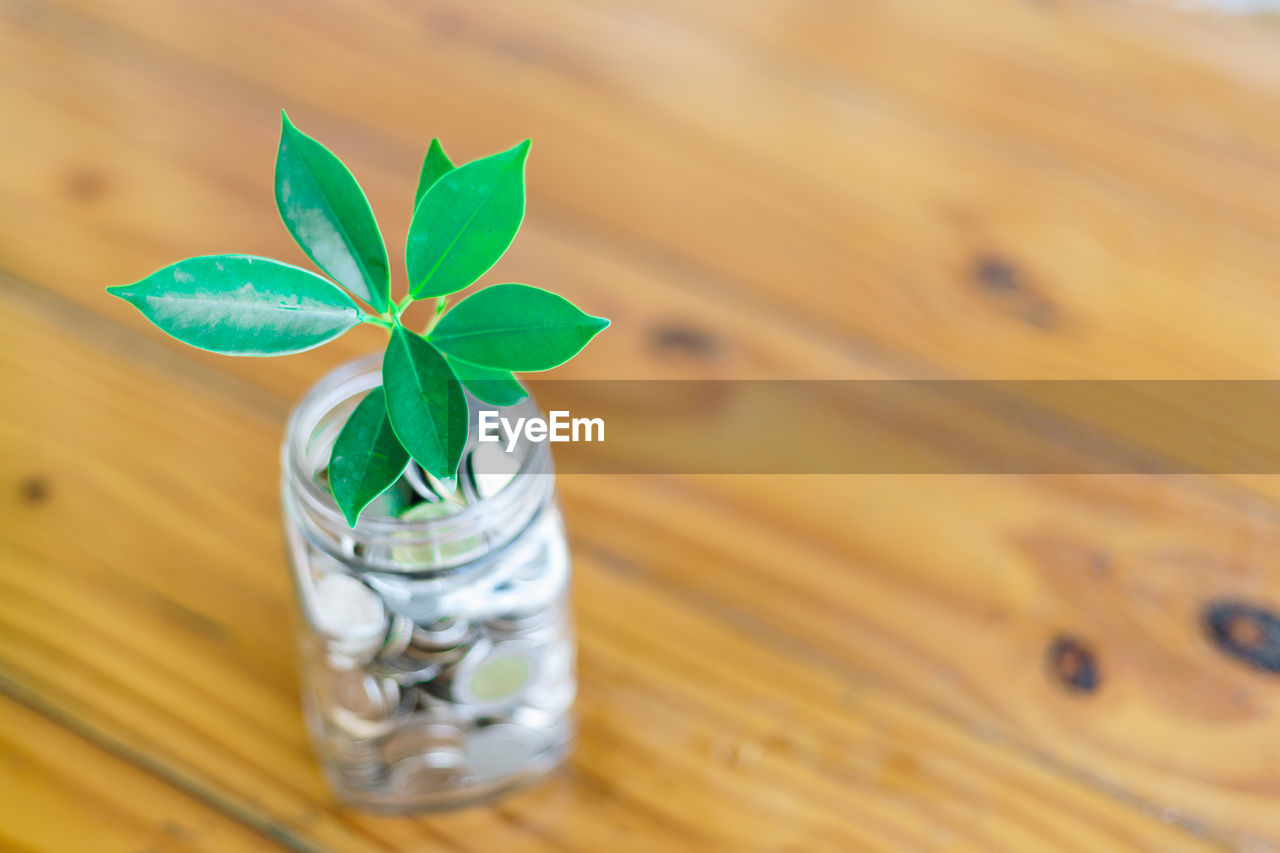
xmin=364 ymin=315 xmax=393 ymax=330
xmin=422 ymin=296 xmax=447 ymax=335
xmin=395 ymin=294 xmax=414 ymax=317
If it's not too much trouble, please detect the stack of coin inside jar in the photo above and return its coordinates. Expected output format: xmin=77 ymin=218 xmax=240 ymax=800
xmin=283 ymin=374 xmax=576 ymax=812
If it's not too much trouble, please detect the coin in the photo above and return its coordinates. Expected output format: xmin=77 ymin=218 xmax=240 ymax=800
xmin=481 ymin=525 xmax=569 ymax=619
xmin=328 ymin=735 xmax=387 ymax=789
xmin=391 ymin=500 xmax=481 ymax=567
xmin=360 ymin=573 xmax=442 ymax=625
xmin=412 ymin=616 xmax=471 ymax=651
xmin=388 ymin=750 xmax=468 ymax=793
xmin=522 ymin=639 xmax=576 ymax=714
xmin=384 ymin=718 xmax=465 ymax=759
xmin=309 ymin=572 xmax=387 ymax=664
xmin=331 ymin=669 xmax=399 ymax=718
xmin=376 ymin=614 xmax=415 ymax=662
xmin=325 ymin=669 xmax=402 ymax=739
xmin=372 ymin=613 xmax=472 ymax=678
xmin=445 ymin=640 xmax=539 ymax=709
xmin=405 ymin=463 xmax=466 ymax=507
xmin=362 ymin=474 xmax=415 ymax=518
xmin=467 ymin=439 xmax=519 ymax=501
xmin=463 ymin=723 xmax=544 ymax=781
xmin=384 ymin=718 xmax=469 ymax=793
xmin=485 ymin=607 xmax=558 ymax=638
xmin=313 ymin=573 xmax=385 ymax=638
xmin=402 ymin=617 xmax=471 ymax=668
xmin=510 ymin=703 xmax=570 ymax=732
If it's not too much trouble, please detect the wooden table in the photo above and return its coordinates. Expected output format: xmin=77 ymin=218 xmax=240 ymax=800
xmin=4 ymin=1 xmax=1280 ymax=849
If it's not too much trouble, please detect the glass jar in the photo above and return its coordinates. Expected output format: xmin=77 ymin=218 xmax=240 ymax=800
xmin=281 ymin=355 xmax=575 ymax=811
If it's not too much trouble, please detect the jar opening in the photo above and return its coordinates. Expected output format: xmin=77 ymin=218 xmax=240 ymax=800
xmin=282 ymin=354 xmax=554 ymax=574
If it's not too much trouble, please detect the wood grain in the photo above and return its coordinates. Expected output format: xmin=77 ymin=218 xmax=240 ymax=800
xmin=4 ymin=0 xmax=1280 ymax=849
xmin=0 ymin=691 xmax=286 ymax=853
xmin=5 ymin=0 xmax=1280 ymax=382
xmin=0 ymin=272 xmax=1228 ymax=851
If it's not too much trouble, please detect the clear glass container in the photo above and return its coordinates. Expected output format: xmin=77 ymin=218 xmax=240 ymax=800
xmin=281 ymin=355 xmax=575 ymax=811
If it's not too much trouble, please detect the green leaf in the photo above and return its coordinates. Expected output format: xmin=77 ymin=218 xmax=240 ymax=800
xmin=275 ymin=112 xmax=391 ymax=312
xmin=106 ymin=255 xmax=364 ymax=355
xmin=328 ymin=385 xmax=410 ymax=527
xmin=428 ymin=283 xmax=610 ymax=371
xmin=414 ymin=138 xmax=455 ymax=210
xmin=447 ymin=356 xmax=527 ymax=406
xmin=382 ymin=324 xmax=469 ymax=480
xmin=406 ymin=139 xmax=530 ymax=298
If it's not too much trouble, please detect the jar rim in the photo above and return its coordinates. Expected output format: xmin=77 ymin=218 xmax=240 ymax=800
xmin=282 ymin=353 xmax=551 ymax=548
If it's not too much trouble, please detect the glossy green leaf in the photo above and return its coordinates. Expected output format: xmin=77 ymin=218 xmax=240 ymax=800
xmin=328 ymin=385 xmax=410 ymax=527
xmin=413 ymin=138 xmax=455 ymax=210
xmin=428 ymin=283 xmax=610 ymax=371
xmin=447 ymin=356 xmax=527 ymax=406
xmin=382 ymin=324 xmax=469 ymax=480
xmin=106 ymin=255 xmax=364 ymax=355
xmin=275 ymin=112 xmax=390 ymax=312
xmin=406 ymin=140 xmax=530 ymax=298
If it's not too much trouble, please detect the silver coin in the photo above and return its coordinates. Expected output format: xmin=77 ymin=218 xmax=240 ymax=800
xmin=463 ymin=723 xmax=544 ymax=781
xmin=384 ymin=718 xmax=466 ymax=760
xmin=389 ymin=669 xmax=444 ymax=693
xmin=330 ymin=669 xmax=399 ymax=718
xmin=509 ymin=703 xmax=570 ymax=732
xmin=404 ymin=461 xmax=442 ymax=504
xmin=480 ymin=534 xmax=569 ymax=619
xmin=312 ymin=573 xmax=386 ymax=641
xmin=413 ymin=689 xmax=464 ymax=720
xmin=388 ymin=750 xmax=469 ymax=793
xmin=383 ymin=717 xmax=468 ymax=792
xmin=485 ymin=607 xmax=558 ymax=638
xmin=330 ymin=743 xmax=381 ymax=767
xmin=522 ymin=640 xmax=576 ymax=714
xmin=376 ymin=614 xmax=415 ymax=661
xmin=325 ymin=706 xmax=394 ymax=742
xmin=324 ymin=668 xmax=402 ymax=739
xmin=360 ymin=573 xmax=443 ymax=624
xmin=326 ymin=727 xmax=387 ymax=784
xmin=401 ymin=619 xmax=472 ymax=669
xmin=373 ymin=614 xmax=472 ymax=676
xmin=467 ymin=439 xmax=519 ymax=501
xmin=362 ymin=474 xmax=415 ymax=518
xmin=405 ymin=463 xmax=466 ymax=507
xmin=411 ymin=616 xmax=471 ymax=651
xmin=309 ymin=574 xmax=387 ymax=665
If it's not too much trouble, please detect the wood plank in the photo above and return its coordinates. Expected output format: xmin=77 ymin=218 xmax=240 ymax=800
xmin=0 ymin=261 xmax=1223 ymax=849
xmin=10 ymin=5 xmax=1280 ymax=485
xmin=12 ymin=1 xmax=1280 ymax=491
xmin=0 ymin=12 xmax=881 ymax=396
xmin=5 ymin=0 xmax=1280 ymax=382
xmin=4 ymin=0 xmax=1280 ymax=847
xmin=0 ymin=692 xmax=289 ymax=853
xmin=8 ymin=0 xmax=1280 ymax=485
xmin=566 ymin=472 xmax=1280 ymax=840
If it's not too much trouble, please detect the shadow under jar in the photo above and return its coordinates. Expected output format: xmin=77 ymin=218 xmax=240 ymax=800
xmin=281 ymin=355 xmax=575 ymax=812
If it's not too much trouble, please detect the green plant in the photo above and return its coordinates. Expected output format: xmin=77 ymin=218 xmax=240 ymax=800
xmin=108 ymin=113 xmax=609 ymax=526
